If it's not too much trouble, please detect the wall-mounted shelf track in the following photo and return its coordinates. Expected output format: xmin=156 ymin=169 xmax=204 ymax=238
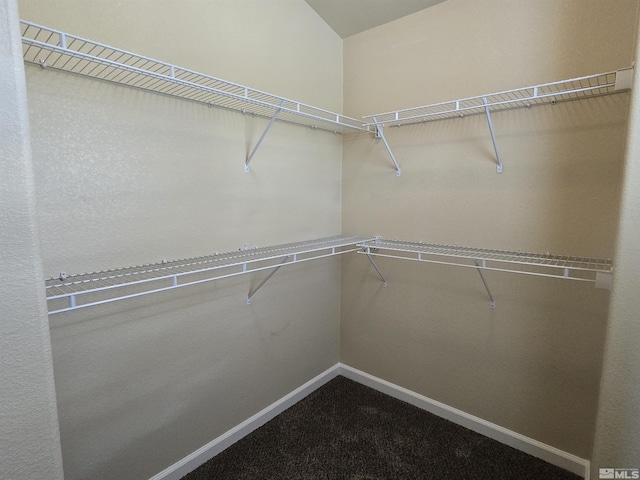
xmin=45 ymin=235 xmax=368 ymax=315
xmin=363 ymin=68 xmax=634 ymax=175
xmin=20 ymin=20 xmax=372 ymax=171
xmin=357 ymin=238 xmax=613 ymax=307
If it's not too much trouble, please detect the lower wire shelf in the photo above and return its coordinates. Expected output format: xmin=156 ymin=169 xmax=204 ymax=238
xmin=45 ymin=235 xmax=368 ymax=315
xmin=357 ymin=238 xmax=612 ymax=282
xmin=356 ymin=238 xmax=612 ymax=308
xmin=45 ymin=235 xmax=613 ymax=315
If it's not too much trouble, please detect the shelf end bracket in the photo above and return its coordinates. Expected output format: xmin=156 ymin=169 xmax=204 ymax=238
xmin=372 ymin=116 xmax=401 ymax=177
xmin=246 ymin=255 xmax=290 ymax=304
xmin=245 ymin=99 xmax=286 ymax=172
xmin=482 ymin=97 xmax=503 ymax=174
xmin=474 ymin=259 xmax=495 ymax=308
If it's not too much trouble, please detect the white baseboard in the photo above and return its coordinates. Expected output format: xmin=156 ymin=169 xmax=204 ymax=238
xmin=150 ymin=362 xmax=590 ymax=480
xmin=339 ymin=363 xmax=590 ymax=479
xmin=149 ymin=364 xmax=341 ymax=480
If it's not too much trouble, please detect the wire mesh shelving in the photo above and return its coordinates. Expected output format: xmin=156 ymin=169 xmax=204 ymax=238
xmin=358 ymin=238 xmax=612 ymax=283
xmin=363 ymin=68 xmax=633 ymax=175
xmin=20 ymin=20 xmax=370 ymax=136
xmin=364 ymin=69 xmax=632 ymax=128
xmin=45 ymin=235 xmax=368 ymax=314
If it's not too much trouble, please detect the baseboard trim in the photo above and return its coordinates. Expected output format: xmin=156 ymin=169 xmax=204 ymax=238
xmin=149 ymin=364 xmax=341 ymax=480
xmin=150 ymin=362 xmax=590 ymax=480
xmin=339 ymin=363 xmax=590 ymax=479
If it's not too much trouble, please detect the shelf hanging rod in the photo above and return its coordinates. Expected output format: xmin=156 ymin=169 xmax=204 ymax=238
xmin=245 ymin=99 xmax=286 ymax=172
xmin=372 ymin=116 xmax=401 ymax=176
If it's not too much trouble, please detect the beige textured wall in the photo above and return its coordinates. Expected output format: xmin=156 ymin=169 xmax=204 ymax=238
xmin=591 ymin=6 xmax=640 ymax=474
xmin=341 ymin=0 xmax=638 ymax=459
xmin=0 ymin=0 xmax=64 ymax=478
xmin=18 ymin=1 xmax=343 ymax=479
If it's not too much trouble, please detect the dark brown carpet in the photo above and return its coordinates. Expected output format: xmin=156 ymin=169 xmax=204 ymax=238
xmin=181 ymin=376 xmax=581 ymax=479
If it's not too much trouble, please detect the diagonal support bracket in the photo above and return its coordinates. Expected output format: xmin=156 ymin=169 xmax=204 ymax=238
xmin=473 ymin=259 xmax=496 ymax=308
xmin=482 ymin=97 xmax=503 ymax=174
xmin=372 ymin=116 xmax=401 ymax=177
xmin=245 ymin=99 xmax=286 ymax=172
xmin=246 ymin=255 xmax=290 ymax=304
xmin=365 ymin=249 xmax=388 ymax=287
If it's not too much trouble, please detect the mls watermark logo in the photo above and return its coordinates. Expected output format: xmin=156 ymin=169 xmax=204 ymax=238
xmin=600 ymin=468 xmax=640 ymax=479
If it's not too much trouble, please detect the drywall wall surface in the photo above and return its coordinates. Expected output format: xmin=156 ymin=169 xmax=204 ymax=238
xmin=18 ymin=1 xmax=343 ymax=479
xmin=341 ymin=0 xmax=637 ymax=459
xmin=591 ymin=10 xmax=640 ymax=475
xmin=0 ymin=1 xmax=64 ymax=479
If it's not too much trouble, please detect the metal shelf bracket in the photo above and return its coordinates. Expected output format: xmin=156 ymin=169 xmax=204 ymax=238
xmin=482 ymin=97 xmax=503 ymax=174
xmin=363 ymin=244 xmax=388 ymax=287
xmin=245 ymin=99 xmax=286 ymax=172
xmin=246 ymin=255 xmax=290 ymax=304
xmin=474 ymin=259 xmax=496 ymax=308
xmin=372 ymin=116 xmax=401 ymax=177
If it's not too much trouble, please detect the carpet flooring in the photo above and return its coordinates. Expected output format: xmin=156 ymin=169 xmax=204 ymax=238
xmin=181 ymin=376 xmax=582 ymax=479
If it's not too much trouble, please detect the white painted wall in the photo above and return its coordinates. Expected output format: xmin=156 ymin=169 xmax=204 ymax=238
xmin=0 ymin=0 xmax=64 ymax=478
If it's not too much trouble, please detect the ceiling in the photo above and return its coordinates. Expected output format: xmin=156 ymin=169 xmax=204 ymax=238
xmin=304 ymin=0 xmax=446 ymax=39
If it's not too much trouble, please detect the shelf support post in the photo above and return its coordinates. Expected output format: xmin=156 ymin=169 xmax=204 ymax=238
xmin=482 ymin=97 xmax=503 ymax=173
xmin=245 ymin=99 xmax=286 ymax=172
xmin=246 ymin=255 xmax=290 ymax=304
xmin=365 ymin=249 xmax=388 ymax=287
xmin=372 ymin=116 xmax=401 ymax=177
xmin=473 ymin=259 xmax=495 ymax=308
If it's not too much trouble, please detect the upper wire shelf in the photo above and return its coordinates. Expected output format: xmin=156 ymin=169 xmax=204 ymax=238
xmin=357 ymin=238 xmax=612 ymax=284
xmin=21 ymin=20 xmax=370 ymax=134
xmin=363 ymin=68 xmax=633 ymax=128
xmin=45 ymin=235 xmax=369 ymax=314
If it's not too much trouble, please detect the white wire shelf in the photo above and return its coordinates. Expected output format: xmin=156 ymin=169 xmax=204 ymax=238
xmin=21 ymin=20 xmax=370 ymax=135
xmin=45 ymin=235 xmax=369 ymax=314
xmin=44 ymin=235 xmax=612 ymax=314
xmin=357 ymin=238 xmax=612 ymax=284
xmin=364 ymin=68 xmax=633 ymax=128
